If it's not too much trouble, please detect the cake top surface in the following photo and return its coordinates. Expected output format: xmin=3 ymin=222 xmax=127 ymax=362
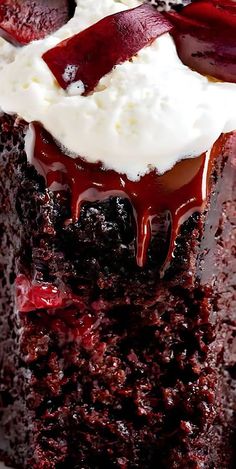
xmin=0 ymin=0 xmax=236 ymax=180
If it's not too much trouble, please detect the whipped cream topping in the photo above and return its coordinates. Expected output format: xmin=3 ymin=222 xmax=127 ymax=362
xmin=0 ymin=0 xmax=236 ymax=180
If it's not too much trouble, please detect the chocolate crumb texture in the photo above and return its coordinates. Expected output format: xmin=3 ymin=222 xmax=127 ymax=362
xmin=0 ymin=114 xmax=235 ymax=468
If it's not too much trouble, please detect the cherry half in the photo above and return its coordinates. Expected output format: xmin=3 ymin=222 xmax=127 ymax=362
xmin=43 ymin=4 xmax=173 ymax=95
xmin=0 ymin=0 xmax=74 ymax=46
xmin=166 ymin=0 xmax=236 ymax=83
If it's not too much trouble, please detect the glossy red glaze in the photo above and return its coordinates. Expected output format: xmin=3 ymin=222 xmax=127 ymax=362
xmin=43 ymin=4 xmax=173 ymax=94
xmin=0 ymin=0 xmax=72 ymax=46
xmin=167 ymin=0 xmax=236 ymax=83
xmin=28 ymin=124 xmax=229 ymax=271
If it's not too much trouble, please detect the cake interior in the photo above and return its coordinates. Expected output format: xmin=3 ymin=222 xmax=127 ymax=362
xmin=0 ymin=114 xmax=235 ymax=468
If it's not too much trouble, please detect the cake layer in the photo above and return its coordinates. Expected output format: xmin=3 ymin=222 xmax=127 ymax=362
xmin=0 ymin=114 xmax=235 ymax=468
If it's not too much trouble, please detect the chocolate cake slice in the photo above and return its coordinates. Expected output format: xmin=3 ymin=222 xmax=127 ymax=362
xmin=0 ymin=1 xmax=235 ymax=468
xmin=0 ymin=118 xmax=235 ymax=469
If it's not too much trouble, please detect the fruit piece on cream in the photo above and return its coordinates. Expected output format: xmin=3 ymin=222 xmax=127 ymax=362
xmin=43 ymin=4 xmax=172 ymax=94
xmin=167 ymin=0 xmax=236 ymax=83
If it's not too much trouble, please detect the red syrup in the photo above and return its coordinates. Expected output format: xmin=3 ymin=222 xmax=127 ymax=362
xmin=28 ymin=124 xmax=230 ymax=270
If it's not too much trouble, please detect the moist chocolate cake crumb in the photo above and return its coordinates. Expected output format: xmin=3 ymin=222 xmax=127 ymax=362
xmin=0 ymin=113 xmax=235 ymax=469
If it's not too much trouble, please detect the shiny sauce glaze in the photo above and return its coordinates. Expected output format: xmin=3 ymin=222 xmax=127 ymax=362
xmin=29 ymin=124 xmax=231 ymax=269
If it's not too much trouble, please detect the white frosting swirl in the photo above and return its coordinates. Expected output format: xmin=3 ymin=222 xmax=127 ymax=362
xmin=0 ymin=0 xmax=236 ymax=180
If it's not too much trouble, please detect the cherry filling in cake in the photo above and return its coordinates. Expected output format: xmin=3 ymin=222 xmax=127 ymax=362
xmin=0 ymin=1 xmax=235 ymax=469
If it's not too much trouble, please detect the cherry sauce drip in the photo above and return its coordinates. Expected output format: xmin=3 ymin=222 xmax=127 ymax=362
xmin=30 ymin=123 xmax=228 ymax=270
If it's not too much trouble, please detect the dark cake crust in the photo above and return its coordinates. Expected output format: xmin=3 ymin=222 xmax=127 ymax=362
xmin=0 ymin=114 xmax=235 ymax=468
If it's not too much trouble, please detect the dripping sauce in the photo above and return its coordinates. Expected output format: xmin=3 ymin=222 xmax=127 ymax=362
xmin=28 ymin=123 xmax=230 ymax=269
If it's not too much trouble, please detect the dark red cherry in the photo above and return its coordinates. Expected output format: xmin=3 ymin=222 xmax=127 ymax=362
xmin=43 ymin=4 xmax=173 ymax=95
xmin=166 ymin=1 xmax=236 ymax=83
xmin=0 ymin=0 xmax=73 ymax=46
xmin=15 ymin=275 xmax=83 ymax=313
